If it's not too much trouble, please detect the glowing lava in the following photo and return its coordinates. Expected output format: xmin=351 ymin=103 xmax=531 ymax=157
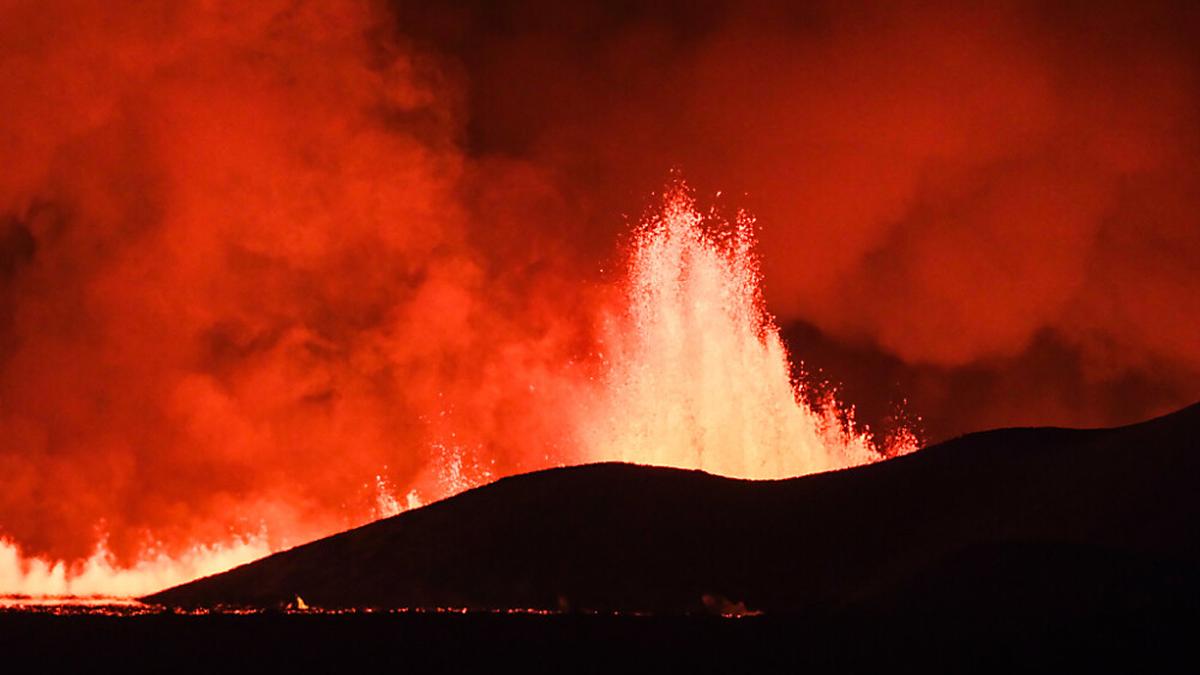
xmin=0 ymin=535 xmax=268 ymax=599
xmin=0 ymin=181 xmax=915 ymax=600
xmin=583 ymin=183 xmax=915 ymax=478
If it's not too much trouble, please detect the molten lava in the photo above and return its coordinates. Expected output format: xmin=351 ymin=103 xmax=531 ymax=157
xmin=0 ymin=181 xmax=914 ymax=599
xmin=584 ymin=183 xmax=914 ymax=478
xmin=0 ymin=535 xmax=268 ymax=599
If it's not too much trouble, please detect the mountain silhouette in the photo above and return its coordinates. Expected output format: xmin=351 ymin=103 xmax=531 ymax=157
xmin=144 ymin=402 xmax=1200 ymax=617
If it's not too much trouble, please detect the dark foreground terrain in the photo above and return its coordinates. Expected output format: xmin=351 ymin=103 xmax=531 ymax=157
xmin=146 ymin=402 xmax=1200 ymax=619
xmin=1 ymin=606 xmax=1194 ymax=671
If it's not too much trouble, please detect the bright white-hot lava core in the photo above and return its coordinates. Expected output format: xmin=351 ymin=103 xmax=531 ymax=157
xmin=583 ymin=182 xmax=916 ymax=478
xmin=0 ymin=181 xmax=916 ymax=600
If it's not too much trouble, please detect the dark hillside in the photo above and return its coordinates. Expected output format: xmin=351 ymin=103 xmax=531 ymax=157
xmin=145 ymin=402 xmax=1200 ymax=617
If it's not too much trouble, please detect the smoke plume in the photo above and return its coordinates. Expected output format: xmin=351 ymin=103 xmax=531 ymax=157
xmin=405 ymin=0 xmax=1200 ymax=436
xmin=0 ymin=0 xmax=592 ymax=564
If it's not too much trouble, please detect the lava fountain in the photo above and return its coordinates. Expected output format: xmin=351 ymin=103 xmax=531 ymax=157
xmin=0 ymin=181 xmax=915 ymax=599
xmin=582 ymin=182 xmax=916 ymax=478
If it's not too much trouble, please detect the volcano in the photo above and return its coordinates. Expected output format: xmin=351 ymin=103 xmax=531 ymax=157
xmin=144 ymin=402 xmax=1200 ymax=617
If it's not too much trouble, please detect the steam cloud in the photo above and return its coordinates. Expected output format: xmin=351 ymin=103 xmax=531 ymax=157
xmin=2 ymin=0 xmax=1198 ymax=565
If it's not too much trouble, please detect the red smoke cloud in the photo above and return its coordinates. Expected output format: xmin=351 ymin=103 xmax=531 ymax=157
xmin=427 ymin=0 xmax=1200 ymax=433
xmin=0 ymin=0 xmax=595 ymax=563
xmin=2 ymin=0 xmax=1199 ymax=567
xmin=696 ymin=3 xmax=1199 ymax=370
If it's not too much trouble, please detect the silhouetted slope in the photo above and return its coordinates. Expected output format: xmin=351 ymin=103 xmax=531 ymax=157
xmin=145 ymin=402 xmax=1200 ymax=614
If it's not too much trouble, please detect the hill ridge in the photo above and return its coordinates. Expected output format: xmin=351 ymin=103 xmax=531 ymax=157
xmin=144 ymin=401 xmax=1200 ymax=614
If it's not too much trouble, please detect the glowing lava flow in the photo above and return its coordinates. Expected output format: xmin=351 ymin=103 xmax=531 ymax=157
xmin=583 ymin=184 xmax=916 ymax=479
xmin=0 ymin=536 xmax=268 ymax=599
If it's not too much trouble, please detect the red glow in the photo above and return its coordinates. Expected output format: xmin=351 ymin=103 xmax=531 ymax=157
xmin=3 ymin=0 xmax=1195 ymax=600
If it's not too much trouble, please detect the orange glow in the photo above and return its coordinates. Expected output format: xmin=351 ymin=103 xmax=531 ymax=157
xmin=0 ymin=535 xmax=268 ymax=598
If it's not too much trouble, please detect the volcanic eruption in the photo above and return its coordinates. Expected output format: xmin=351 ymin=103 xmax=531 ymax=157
xmin=1 ymin=1 xmax=1198 ymax=629
xmin=0 ymin=176 xmax=908 ymax=598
